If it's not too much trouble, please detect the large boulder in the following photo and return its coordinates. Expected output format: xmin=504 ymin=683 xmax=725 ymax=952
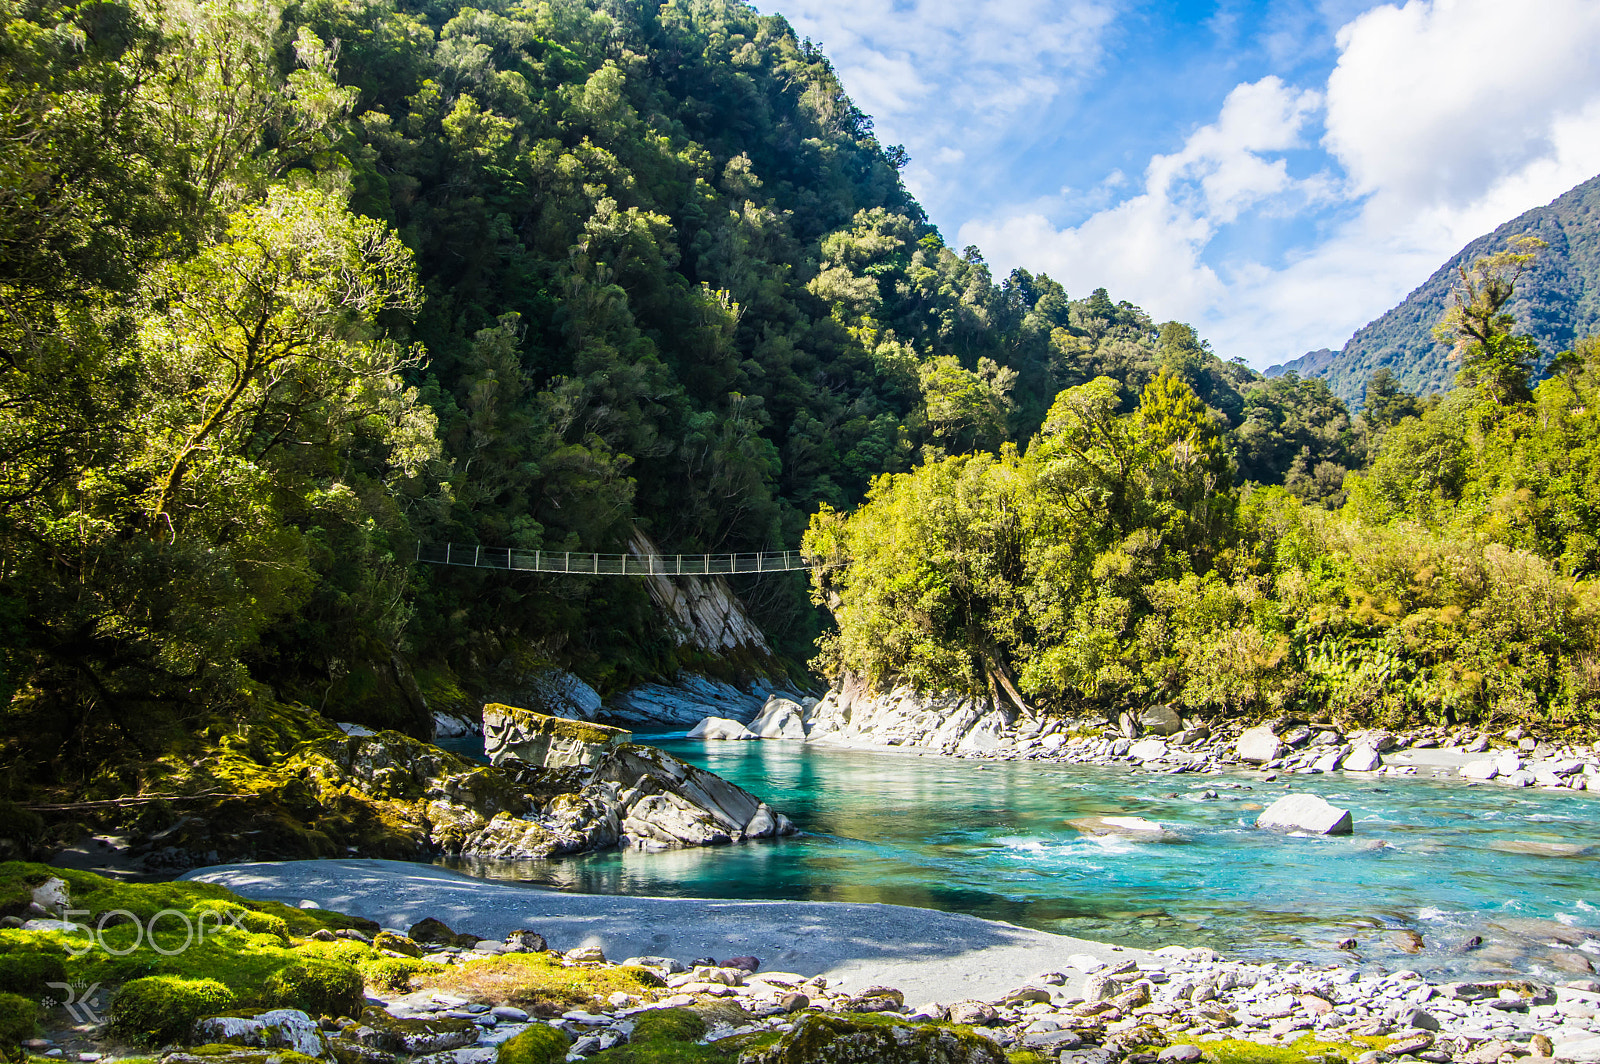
xmin=687 ymin=716 xmax=757 ymax=740
xmin=742 ymin=1013 xmax=1006 ymax=1064
xmin=1460 ymin=759 xmax=1499 ymax=780
xmin=594 ymin=744 xmax=796 ymax=847
xmin=748 ymin=697 xmax=806 ymax=739
xmin=1235 ymin=726 xmax=1283 ymax=763
xmin=1128 ymin=739 xmax=1168 ymax=761
xmin=1256 ymin=794 xmax=1353 ymax=835
xmin=482 ymin=704 xmax=631 ymax=768
xmin=1343 ymin=746 xmax=1381 ymax=772
xmin=1138 ymin=705 xmax=1183 ymax=736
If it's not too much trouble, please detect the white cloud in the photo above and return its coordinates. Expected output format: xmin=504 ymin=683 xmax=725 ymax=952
xmin=762 ymin=0 xmax=1117 ymax=218
xmin=962 ymin=76 xmax=1323 ymax=323
xmin=962 ymin=0 xmax=1600 ymax=368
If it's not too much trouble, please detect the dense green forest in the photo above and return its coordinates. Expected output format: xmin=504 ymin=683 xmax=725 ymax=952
xmin=5 ymin=0 xmax=1587 ymax=805
xmin=1270 ymin=172 xmax=1600 ymax=406
xmin=808 ymin=241 xmax=1600 ymax=732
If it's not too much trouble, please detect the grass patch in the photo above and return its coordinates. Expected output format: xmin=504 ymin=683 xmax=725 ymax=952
xmin=415 ymin=952 xmax=663 ymax=1016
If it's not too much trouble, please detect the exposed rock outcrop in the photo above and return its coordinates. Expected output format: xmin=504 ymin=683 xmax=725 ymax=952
xmin=686 ymin=716 xmax=757 ymax=740
xmin=748 ymin=696 xmax=806 ymax=739
xmin=804 ymin=675 xmax=1018 ymax=754
xmin=482 ymin=705 xmax=631 ymax=768
xmin=602 ymin=673 xmax=772 ymax=728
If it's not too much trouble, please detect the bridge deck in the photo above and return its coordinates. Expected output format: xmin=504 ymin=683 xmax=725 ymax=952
xmin=415 ymin=542 xmax=812 ymax=575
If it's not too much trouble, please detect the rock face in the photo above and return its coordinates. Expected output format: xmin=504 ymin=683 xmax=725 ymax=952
xmin=604 ymin=673 xmax=779 ymax=727
xmin=1235 ymin=726 xmax=1283 ymax=764
xmin=1256 ymin=794 xmax=1353 ymax=835
xmin=482 ymin=704 xmax=631 ymax=768
xmin=630 ymin=531 xmax=773 ymax=655
xmin=687 ymin=716 xmax=757 ymax=740
xmin=805 ymin=674 xmax=1018 ymax=754
xmin=749 ymin=696 xmax=806 ymax=739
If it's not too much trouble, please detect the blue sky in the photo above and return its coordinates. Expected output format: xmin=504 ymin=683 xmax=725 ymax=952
xmin=759 ymin=0 xmax=1600 ymax=368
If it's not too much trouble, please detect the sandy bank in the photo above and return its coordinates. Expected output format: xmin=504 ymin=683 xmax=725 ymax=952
xmin=182 ymin=858 xmax=1153 ymax=1004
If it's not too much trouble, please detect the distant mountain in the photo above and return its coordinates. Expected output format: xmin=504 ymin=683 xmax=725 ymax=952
xmin=1267 ymin=173 xmax=1600 ymax=407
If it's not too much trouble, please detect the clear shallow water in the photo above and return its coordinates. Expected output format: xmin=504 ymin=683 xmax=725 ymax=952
xmin=436 ymin=733 xmax=1600 ymax=979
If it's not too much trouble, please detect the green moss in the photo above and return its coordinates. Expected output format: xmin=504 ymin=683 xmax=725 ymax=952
xmin=484 ymin=705 xmax=626 ymax=747
xmin=496 ymin=1024 xmax=570 ymax=1064
xmin=263 ymin=957 xmax=364 ymax=1018
xmin=744 ymin=1013 xmax=1006 ymax=1064
xmin=1006 ymin=1052 xmax=1050 ymax=1064
xmin=109 ymin=975 xmax=238 ymax=1046
xmin=0 ymin=941 xmax=67 ymax=995
xmin=0 ymin=991 xmax=38 ymax=1049
xmin=416 ymin=950 xmax=661 ymax=1016
xmin=598 ymin=1007 xmax=764 ymax=1064
xmin=360 ymin=956 xmax=437 ymax=991
xmin=169 ymin=1045 xmax=324 ymax=1064
xmin=1143 ymin=1034 xmax=1382 ymax=1064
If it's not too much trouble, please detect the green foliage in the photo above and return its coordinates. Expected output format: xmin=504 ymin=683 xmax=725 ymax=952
xmin=814 ymin=324 xmax=1600 ymax=730
xmin=109 ymin=976 xmax=239 ymax=1046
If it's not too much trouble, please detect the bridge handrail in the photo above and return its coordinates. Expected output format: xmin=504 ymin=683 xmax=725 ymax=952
xmin=414 ymin=542 xmax=821 ymax=574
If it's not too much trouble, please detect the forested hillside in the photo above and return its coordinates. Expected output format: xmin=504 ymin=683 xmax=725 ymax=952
xmin=810 ymin=239 xmax=1600 ymax=733
xmin=1269 ymin=172 xmax=1600 ymax=406
xmin=0 ymin=0 xmax=1367 ymax=790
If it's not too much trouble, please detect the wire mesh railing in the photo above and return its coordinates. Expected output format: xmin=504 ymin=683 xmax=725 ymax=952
xmin=414 ymin=542 xmax=815 ymax=575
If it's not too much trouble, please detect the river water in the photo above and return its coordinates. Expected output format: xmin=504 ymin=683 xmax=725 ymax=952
xmin=436 ymin=732 xmax=1600 ymax=979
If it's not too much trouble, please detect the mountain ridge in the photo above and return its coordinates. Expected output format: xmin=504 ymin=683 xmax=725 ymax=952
xmin=1267 ymin=172 xmax=1600 ymax=406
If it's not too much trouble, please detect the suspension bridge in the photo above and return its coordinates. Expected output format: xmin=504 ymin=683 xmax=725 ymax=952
xmin=414 ymin=542 xmax=819 ymax=576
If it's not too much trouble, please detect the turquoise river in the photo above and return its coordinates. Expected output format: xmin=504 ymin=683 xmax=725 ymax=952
xmin=438 ymin=732 xmax=1600 ymax=979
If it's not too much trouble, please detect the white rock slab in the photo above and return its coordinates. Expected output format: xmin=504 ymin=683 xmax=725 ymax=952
xmin=1255 ymin=794 xmax=1353 ymax=836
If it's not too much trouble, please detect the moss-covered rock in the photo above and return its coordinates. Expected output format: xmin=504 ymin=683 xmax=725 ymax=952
xmin=407 ymin=917 xmax=479 ymax=948
xmin=344 ymin=1006 xmax=479 ymax=1054
xmin=160 ymin=1045 xmax=325 ymax=1064
xmin=0 ymin=991 xmax=38 ymax=1050
xmin=262 ymin=957 xmax=364 ymax=1018
xmin=496 ymin=1023 xmax=570 ymax=1064
xmin=483 ymin=705 xmax=631 ymax=769
xmin=110 ymin=976 xmax=239 ymax=1046
xmin=739 ymin=1014 xmax=1006 ymax=1064
xmin=372 ymin=931 xmax=420 ymax=957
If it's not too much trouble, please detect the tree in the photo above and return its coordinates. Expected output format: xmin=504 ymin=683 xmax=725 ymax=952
xmin=1361 ymin=367 xmax=1421 ymax=430
xmin=1434 ymin=236 xmax=1546 ymax=405
xmin=138 ymin=184 xmax=434 ymax=539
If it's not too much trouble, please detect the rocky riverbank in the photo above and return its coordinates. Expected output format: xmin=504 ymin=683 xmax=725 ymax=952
xmin=697 ymin=678 xmax=1600 ymax=796
xmin=14 ymin=859 xmax=1600 ymax=1064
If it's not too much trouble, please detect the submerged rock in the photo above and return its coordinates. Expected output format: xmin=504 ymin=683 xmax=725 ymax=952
xmin=1067 ymin=816 xmax=1180 ymax=842
xmin=1255 ymin=793 xmax=1353 ymax=835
